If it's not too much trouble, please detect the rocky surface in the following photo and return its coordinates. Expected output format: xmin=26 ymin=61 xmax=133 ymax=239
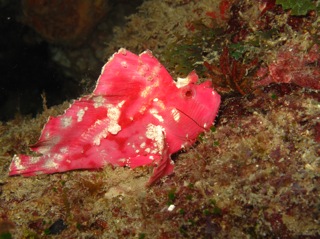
xmin=0 ymin=0 xmax=319 ymax=238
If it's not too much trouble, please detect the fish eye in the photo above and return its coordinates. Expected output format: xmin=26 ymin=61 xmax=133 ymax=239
xmin=185 ymin=90 xmax=193 ymax=97
xmin=181 ymin=86 xmax=196 ymax=99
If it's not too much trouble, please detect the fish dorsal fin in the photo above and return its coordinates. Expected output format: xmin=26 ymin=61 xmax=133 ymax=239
xmin=93 ymin=48 xmax=173 ymax=97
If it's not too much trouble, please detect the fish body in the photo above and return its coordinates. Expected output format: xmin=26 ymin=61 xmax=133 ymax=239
xmin=9 ymin=49 xmax=220 ymax=185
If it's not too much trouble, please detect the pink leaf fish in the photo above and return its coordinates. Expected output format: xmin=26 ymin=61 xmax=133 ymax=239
xmin=9 ymin=49 xmax=220 ymax=185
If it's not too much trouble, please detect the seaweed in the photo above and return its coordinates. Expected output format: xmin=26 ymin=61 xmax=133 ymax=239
xmin=276 ymin=0 xmax=316 ymax=16
xmin=255 ymin=43 xmax=320 ymax=90
xmin=204 ymin=47 xmax=259 ymax=95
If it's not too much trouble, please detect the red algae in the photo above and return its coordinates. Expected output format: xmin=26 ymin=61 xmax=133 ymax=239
xmin=255 ymin=43 xmax=320 ymax=90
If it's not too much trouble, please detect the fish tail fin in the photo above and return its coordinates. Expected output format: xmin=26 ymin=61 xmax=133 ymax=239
xmin=9 ymin=154 xmax=50 ymax=176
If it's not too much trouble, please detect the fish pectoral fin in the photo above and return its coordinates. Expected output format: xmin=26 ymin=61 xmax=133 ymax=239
xmin=146 ymin=138 xmax=174 ymax=187
xmin=127 ymin=155 xmax=159 ymax=168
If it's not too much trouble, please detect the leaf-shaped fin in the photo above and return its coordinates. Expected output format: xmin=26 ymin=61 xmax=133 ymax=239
xmin=93 ymin=48 xmax=173 ymax=97
xmin=31 ymin=96 xmax=117 ymax=154
xmin=146 ymin=135 xmax=174 ymax=186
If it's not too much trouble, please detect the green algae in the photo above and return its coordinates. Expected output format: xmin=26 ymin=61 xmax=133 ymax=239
xmin=276 ymin=0 xmax=316 ymax=16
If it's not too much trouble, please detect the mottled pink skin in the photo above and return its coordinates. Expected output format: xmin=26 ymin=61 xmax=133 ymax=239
xmin=9 ymin=48 xmax=221 ymax=185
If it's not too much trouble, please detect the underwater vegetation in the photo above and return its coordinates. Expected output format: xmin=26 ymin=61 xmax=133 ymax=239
xmin=255 ymin=42 xmax=320 ymax=89
xmin=162 ymin=0 xmax=320 ymax=95
xmin=275 ymin=0 xmax=316 ymax=16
